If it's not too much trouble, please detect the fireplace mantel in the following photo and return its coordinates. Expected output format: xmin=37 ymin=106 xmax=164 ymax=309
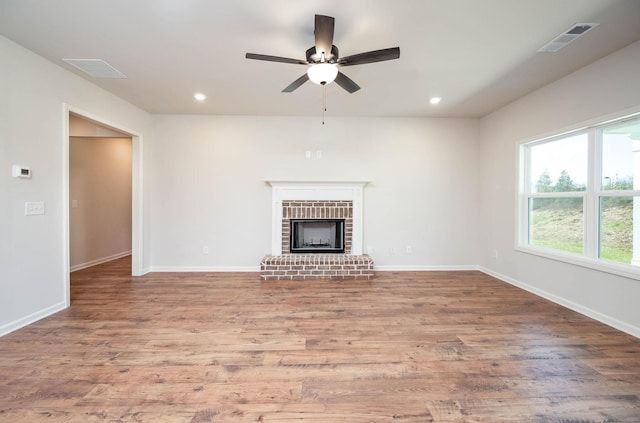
xmin=266 ymin=180 xmax=370 ymax=188
xmin=266 ymin=180 xmax=370 ymax=255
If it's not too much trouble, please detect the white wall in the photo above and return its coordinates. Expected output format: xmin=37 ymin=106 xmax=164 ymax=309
xmin=0 ymin=35 xmax=150 ymax=335
xmin=69 ymin=137 xmax=132 ymax=270
xmin=149 ymin=115 xmax=480 ymax=270
xmin=479 ymin=40 xmax=640 ymax=336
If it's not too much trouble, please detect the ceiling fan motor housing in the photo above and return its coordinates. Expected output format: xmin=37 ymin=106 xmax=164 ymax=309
xmin=306 ymin=45 xmax=339 ymax=63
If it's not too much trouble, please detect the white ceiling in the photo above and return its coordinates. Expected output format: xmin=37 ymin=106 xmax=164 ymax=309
xmin=1 ymin=0 xmax=639 ymax=118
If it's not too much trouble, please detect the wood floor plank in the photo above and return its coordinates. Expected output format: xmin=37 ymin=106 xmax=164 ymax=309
xmin=1 ymin=256 xmax=639 ymax=422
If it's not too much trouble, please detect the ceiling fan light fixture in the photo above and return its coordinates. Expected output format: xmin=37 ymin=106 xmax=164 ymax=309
xmin=307 ymin=63 xmax=338 ymax=85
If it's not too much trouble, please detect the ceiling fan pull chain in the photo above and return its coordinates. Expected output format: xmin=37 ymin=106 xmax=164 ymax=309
xmin=322 ymin=84 xmax=327 ymax=125
xmin=322 ymin=84 xmax=325 ymax=125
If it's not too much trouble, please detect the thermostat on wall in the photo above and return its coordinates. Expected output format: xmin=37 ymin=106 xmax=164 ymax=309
xmin=12 ymin=165 xmax=31 ymax=178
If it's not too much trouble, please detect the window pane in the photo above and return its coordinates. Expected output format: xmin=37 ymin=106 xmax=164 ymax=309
xmin=529 ymin=133 xmax=588 ymax=193
xmin=602 ymin=120 xmax=640 ymax=191
xmin=529 ymin=197 xmax=583 ymax=254
xmin=600 ymin=196 xmax=637 ymax=264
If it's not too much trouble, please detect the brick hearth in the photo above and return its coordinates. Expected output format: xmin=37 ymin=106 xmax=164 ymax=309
xmin=260 ymin=254 xmax=374 ymax=280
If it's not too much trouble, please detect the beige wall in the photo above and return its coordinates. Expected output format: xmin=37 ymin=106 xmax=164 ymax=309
xmin=0 ymin=34 xmax=150 ymax=335
xmin=69 ymin=137 xmax=132 ymax=270
xmin=148 ymin=115 xmax=481 ymax=270
xmin=479 ymin=40 xmax=640 ymax=336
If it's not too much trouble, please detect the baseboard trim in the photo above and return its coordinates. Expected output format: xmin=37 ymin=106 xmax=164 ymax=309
xmin=478 ymin=266 xmax=640 ymax=339
xmin=374 ymin=265 xmax=479 ymax=272
xmin=0 ymin=301 xmax=67 ymax=337
xmin=71 ymin=251 xmax=132 ymax=272
xmin=149 ymin=265 xmax=477 ymax=273
xmin=149 ymin=266 xmax=261 ymax=273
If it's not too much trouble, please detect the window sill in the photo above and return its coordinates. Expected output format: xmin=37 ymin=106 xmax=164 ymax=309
xmin=516 ymin=244 xmax=640 ymax=281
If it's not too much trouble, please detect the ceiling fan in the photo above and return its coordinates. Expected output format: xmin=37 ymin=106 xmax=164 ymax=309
xmin=246 ymin=14 xmax=400 ymax=93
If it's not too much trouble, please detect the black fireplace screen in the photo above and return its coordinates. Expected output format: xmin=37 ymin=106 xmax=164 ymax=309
xmin=290 ymin=219 xmax=345 ymax=253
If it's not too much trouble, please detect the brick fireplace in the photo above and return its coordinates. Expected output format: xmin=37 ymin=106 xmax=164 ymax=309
xmin=281 ymin=200 xmax=352 ymax=254
xmin=261 ymin=181 xmax=373 ymax=280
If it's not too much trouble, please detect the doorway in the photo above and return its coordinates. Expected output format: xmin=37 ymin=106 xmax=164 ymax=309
xmin=69 ymin=116 xmax=132 ymax=271
xmin=63 ymin=105 xmax=146 ymax=306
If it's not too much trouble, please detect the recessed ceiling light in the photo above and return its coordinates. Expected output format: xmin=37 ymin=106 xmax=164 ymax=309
xmin=429 ymin=97 xmax=442 ymax=105
xmin=194 ymin=93 xmax=207 ymax=101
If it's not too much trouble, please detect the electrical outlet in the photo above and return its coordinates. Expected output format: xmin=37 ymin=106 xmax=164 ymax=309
xmin=492 ymin=249 xmax=499 ymax=259
xmin=305 ymin=150 xmax=311 ymax=159
xmin=203 ymin=246 xmax=209 ymax=254
xmin=406 ymin=245 xmax=412 ymax=254
xmin=25 ymin=201 xmax=45 ymax=215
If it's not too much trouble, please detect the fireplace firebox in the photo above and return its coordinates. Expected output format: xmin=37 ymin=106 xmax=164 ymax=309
xmin=290 ymin=219 xmax=345 ymax=254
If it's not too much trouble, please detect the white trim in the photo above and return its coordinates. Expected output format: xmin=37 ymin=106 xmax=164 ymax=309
xmin=479 ymin=266 xmax=640 ymax=339
xmin=62 ymin=108 xmax=71 ymax=308
xmin=149 ymin=266 xmax=261 ymax=273
xmin=154 ymin=265 xmax=477 ymax=272
xmin=131 ymin=132 xmax=145 ymax=276
xmin=585 ymin=127 xmax=599 ymax=259
xmin=266 ymin=180 xmax=370 ymax=255
xmin=374 ymin=265 xmax=479 ymax=271
xmin=0 ymin=301 xmax=67 ymax=337
xmin=266 ymin=180 xmax=372 ymax=186
xmin=70 ymin=251 xmax=132 ymax=272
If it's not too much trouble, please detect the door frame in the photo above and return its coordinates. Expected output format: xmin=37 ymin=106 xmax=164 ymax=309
xmin=62 ymin=104 xmax=145 ymax=305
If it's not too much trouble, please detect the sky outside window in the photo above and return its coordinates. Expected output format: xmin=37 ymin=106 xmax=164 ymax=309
xmin=529 ymin=133 xmax=588 ymax=192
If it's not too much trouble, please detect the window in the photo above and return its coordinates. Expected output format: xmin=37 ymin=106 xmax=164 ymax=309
xmin=527 ymin=133 xmax=588 ymax=254
xmin=599 ymin=120 xmax=640 ymax=264
xmin=519 ymin=114 xmax=640 ymax=278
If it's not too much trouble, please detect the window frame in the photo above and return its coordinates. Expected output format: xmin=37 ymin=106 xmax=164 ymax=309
xmin=517 ymin=112 xmax=640 ymax=281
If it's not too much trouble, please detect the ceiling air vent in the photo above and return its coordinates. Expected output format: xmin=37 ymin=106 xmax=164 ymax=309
xmin=62 ymin=59 xmax=127 ymax=78
xmin=537 ymin=23 xmax=599 ymax=53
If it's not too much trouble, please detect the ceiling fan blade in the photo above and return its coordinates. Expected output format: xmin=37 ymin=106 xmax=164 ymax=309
xmin=338 ymin=47 xmax=400 ymax=66
xmin=282 ymin=74 xmax=309 ymax=92
xmin=246 ymin=53 xmax=308 ymax=65
xmin=334 ymin=71 xmax=360 ymax=93
xmin=314 ymin=14 xmax=335 ymax=57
